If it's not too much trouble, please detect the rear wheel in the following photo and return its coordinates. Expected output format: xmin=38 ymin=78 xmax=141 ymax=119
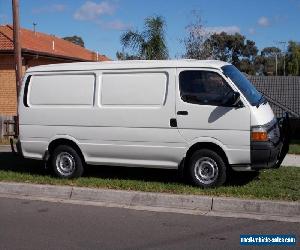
xmin=51 ymin=145 xmax=84 ymax=179
xmin=188 ymin=149 xmax=227 ymax=188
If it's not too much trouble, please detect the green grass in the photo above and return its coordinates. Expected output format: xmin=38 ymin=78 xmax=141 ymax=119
xmin=0 ymin=151 xmax=299 ymax=201
xmin=289 ymin=140 xmax=300 ymax=155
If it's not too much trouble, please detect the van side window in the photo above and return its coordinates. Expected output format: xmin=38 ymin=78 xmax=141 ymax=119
xmin=179 ymin=70 xmax=232 ymax=106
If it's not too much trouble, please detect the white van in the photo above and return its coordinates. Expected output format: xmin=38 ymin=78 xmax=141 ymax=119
xmin=17 ymin=60 xmax=289 ymax=187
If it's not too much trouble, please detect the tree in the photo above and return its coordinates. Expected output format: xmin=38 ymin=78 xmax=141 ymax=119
xmin=183 ymin=12 xmax=258 ymax=74
xmin=183 ymin=12 xmax=211 ymax=59
xmin=261 ymin=47 xmax=281 ymax=57
xmin=205 ymin=33 xmax=255 ymax=65
xmin=286 ymin=41 xmax=300 ymax=76
xmin=119 ymin=16 xmax=168 ymax=60
xmin=63 ymin=35 xmax=85 ymax=47
xmin=255 ymin=47 xmax=282 ymax=75
xmin=116 ymin=51 xmax=141 ymax=60
xmin=204 ymin=32 xmax=258 ymax=74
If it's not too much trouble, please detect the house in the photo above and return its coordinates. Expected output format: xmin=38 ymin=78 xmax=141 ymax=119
xmin=249 ymin=76 xmax=300 ymax=118
xmin=0 ymin=24 xmax=109 ymax=137
xmin=249 ymin=76 xmax=300 ymax=139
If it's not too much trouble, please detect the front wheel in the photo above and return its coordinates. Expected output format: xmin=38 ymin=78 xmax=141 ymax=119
xmin=188 ymin=149 xmax=227 ymax=188
xmin=51 ymin=145 xmax=84 ymax=179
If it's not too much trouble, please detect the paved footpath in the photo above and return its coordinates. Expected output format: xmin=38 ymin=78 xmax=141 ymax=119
xmin=282 ymin=154 xmax=300 ymax=167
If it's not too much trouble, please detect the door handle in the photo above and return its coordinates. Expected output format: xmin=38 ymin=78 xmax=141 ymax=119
xmin=177 ymin=111 xmax=188 ymax=115
xmin=170 ymin=118 xmax=177 ymax=127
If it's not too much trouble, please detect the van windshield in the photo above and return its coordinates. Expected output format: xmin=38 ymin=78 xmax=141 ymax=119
xmin=221 ymin=65 xmax=262 ymax=106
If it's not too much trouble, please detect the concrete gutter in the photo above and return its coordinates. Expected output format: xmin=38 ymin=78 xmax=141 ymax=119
xmin=0 ymin=182 xmax=299 ymax=222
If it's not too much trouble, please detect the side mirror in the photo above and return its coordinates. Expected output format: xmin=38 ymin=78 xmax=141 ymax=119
xmin=223 ymin=91 xmax=242 ymax=107
xmin=232 ymin=91 xmax=241 ymax=106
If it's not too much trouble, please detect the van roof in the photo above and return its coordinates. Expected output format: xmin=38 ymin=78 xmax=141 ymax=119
xmin=26 ymin=59 xmax=231 ymax=72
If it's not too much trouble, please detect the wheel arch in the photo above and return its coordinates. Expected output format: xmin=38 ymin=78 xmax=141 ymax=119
xmin=185 ymin=141 xmax=229 ymax=167
xmin=47 ymin=137 xmax=86 ymax=164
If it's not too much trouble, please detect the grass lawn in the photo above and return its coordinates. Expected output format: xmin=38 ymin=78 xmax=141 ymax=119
xmin=289 ymin=140 xmax=300 ymax=155
xmin=0 ymin=151 xmax=299 ymax=201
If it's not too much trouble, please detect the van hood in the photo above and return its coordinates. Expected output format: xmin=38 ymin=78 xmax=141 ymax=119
xmin=250 ymin=102 xmax=275 ymax=126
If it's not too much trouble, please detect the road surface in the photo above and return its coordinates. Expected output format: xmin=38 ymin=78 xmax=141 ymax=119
xmin=0 ymin=197 xmax=298 ymax=249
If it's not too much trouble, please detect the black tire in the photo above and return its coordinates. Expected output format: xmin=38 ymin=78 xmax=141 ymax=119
xmin=188 ymin=149 xmax=227 ymax=188
xmin=51 ymin=145 xmax=84 ymax=179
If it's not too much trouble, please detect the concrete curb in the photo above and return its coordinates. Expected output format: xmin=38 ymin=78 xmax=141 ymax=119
xmin=71 ymin=186 xmax=212 ymax=211
xmin=0 ymin=182 xmax=72 ymax=199
xmin=0 ymin=182 xmax=299 ymax=222
xmin=213 ymin=197 xmax=300 ymax=217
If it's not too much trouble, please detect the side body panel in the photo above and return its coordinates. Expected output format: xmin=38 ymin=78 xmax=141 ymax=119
xmin=175 ymin=68 xmax=251 ymax=164
xmin=19 ymin=69 xmax=187 ymax=168
xmin=250 ymin=102 xmax=275 ymax=126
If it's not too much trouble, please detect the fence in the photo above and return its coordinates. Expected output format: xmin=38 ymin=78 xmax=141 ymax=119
xmin=0 ymin=115 xmax=14 ymax=139
xmin=249 ymin=76 xmax=300 ymax=118
xmin=249 ymin=76 xmax=300 ymax=139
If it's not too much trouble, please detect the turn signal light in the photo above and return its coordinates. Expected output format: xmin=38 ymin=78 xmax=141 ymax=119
xmin=251 ymin=131 xmax=268 ymax=141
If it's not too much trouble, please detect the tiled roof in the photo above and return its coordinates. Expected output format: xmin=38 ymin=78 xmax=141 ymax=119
xmin=0 ymin=25 xmax=110 ymax=61
xmin=249 ymin=76 xmax=300 ymax=118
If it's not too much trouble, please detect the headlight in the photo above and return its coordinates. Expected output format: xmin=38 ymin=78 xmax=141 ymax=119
xmin=251 ymin=127 xmax=268 ymax=142
xmin=251 ymin=119 xmax=279 ymax=142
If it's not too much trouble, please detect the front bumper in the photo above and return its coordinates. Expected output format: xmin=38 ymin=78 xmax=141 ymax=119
xmin=232 ymin=114 xmax=290 ymax=171
xmin=251 ymin=114 xmax=290 ymax=170
xmin=251 ymin=140 xmax=282 ymax=169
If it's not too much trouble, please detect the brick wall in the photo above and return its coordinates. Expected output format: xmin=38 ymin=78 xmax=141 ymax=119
xmin=0 ymin=55 xmax=73 ymax=117
xmin=0 ymin=55 xmax=17 ymax=115
xmin=26 ymin=56 xmax=70 ymax=68
xmin=0 ymin=54 xmax=80 ymax=138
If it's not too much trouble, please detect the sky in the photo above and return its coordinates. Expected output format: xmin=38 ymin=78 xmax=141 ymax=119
xmin=0 ymin=0 xmax=300 ymax=59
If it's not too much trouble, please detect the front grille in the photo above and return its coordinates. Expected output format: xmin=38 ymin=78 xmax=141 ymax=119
xmin=268 ymin=123 xmax=280 ymax=143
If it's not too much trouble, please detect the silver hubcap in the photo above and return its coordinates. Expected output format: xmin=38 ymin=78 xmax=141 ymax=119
xmin=55 ymin=152 xmax=76 ymax=176
xmin=194 ymin=157 xmax=218 ymax=185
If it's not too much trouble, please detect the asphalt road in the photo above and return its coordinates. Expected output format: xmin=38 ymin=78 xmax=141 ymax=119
xmin=0 ymin=197 xmax=298 ymax=250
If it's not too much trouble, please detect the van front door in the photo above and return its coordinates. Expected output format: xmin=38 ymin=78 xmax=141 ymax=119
xmin=175 ymin=69 xmax=251 ymax=164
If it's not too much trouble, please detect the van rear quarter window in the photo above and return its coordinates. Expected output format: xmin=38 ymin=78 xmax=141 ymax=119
xmin=28 ymin=74 xmax=95 ymax=106
xmin=101 ymin=72 xmax=168 ymax=106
